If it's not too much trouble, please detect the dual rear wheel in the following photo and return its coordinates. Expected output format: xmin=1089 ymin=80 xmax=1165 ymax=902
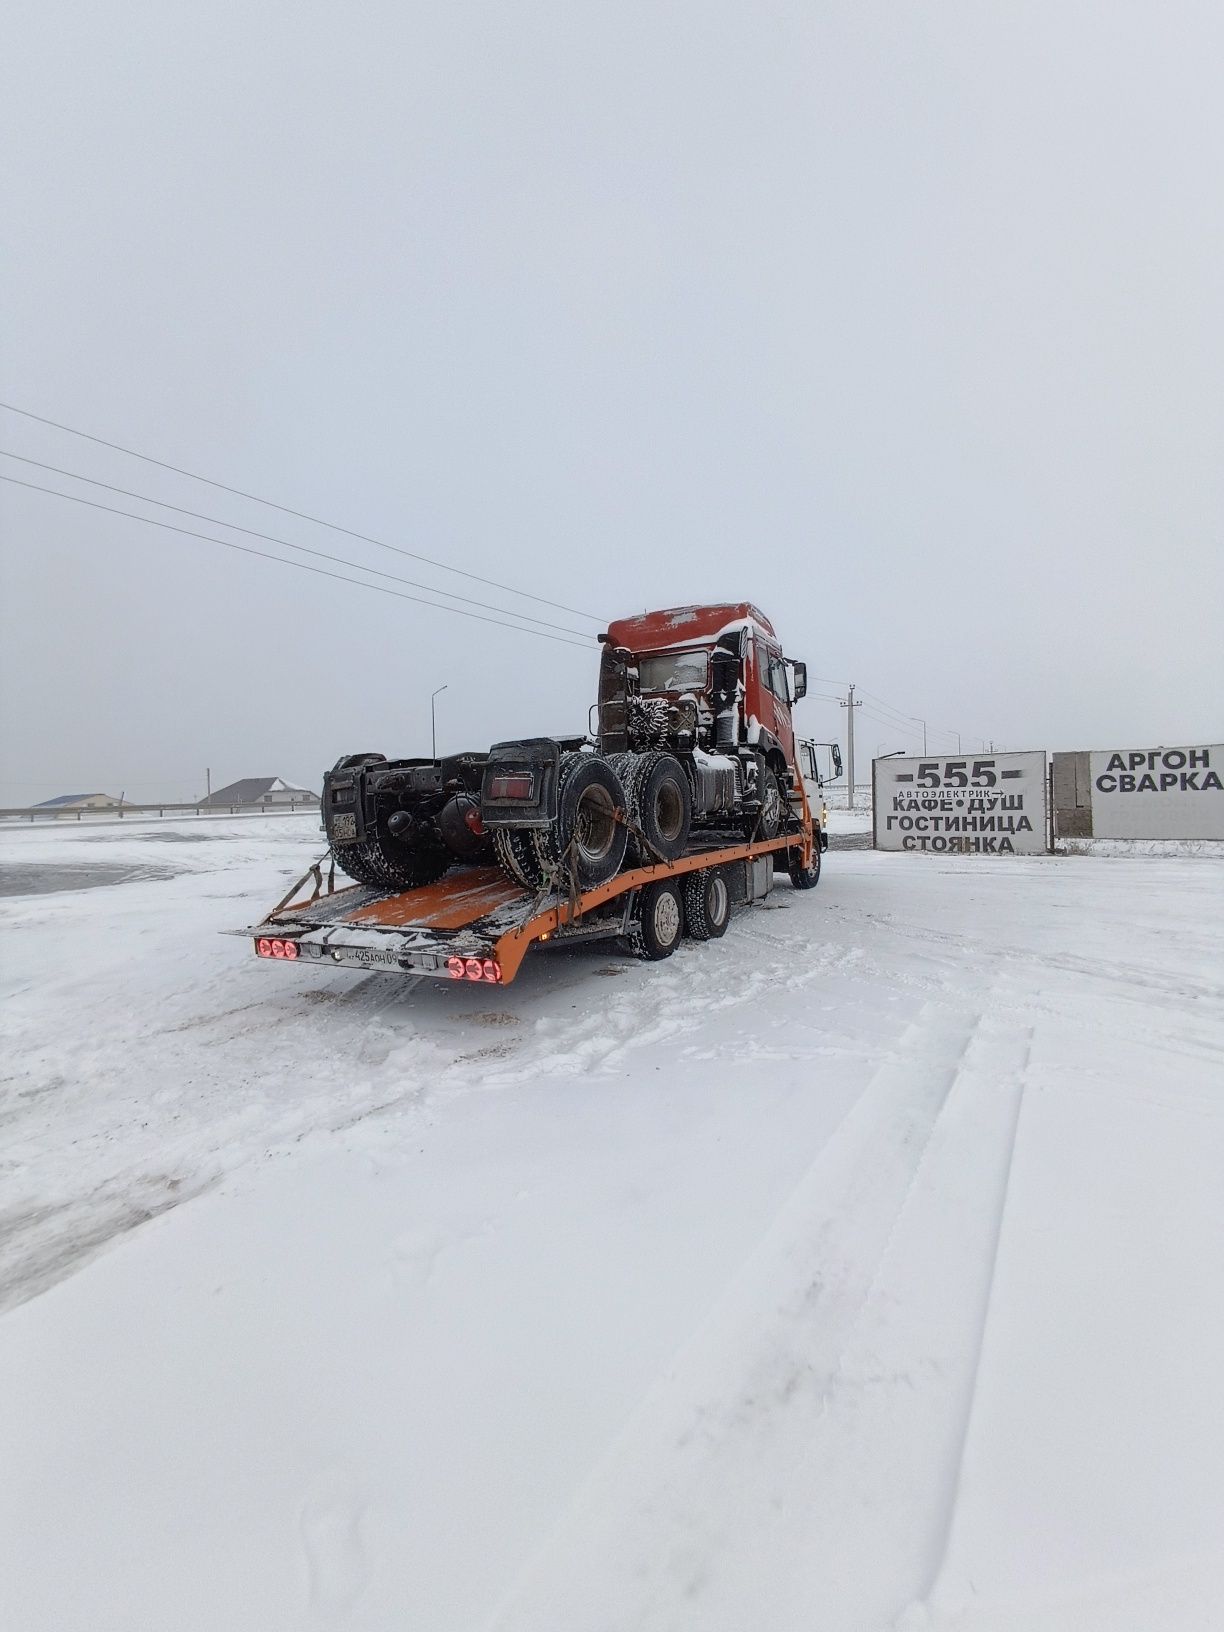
xmin=625 ymin=867 xmax=731 ymax=961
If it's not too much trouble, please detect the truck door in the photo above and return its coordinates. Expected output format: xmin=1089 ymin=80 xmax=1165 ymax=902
xmin=798 ymin=739 xmax=823 ymax=813
xmin=755 ymin=639 xmax=797 ymax=766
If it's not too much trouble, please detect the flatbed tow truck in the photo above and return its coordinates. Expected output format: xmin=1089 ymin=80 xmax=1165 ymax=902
xmin=240 ymin=602 xmax=830 ymax=985
xmin=243 ymin=821 xmax=821 ymax=986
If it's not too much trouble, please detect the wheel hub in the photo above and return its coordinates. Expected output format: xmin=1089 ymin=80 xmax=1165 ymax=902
xmin=575 ymin=785 xmax=617 ymax=862
xmin=709 ymin=876 xmax=728 ymax=922
xmin=654 ymin=890 xmax=682 ymax=945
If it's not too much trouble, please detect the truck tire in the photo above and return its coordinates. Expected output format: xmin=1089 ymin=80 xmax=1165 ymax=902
xmin=747 ymin=765 xmax=785 ymax=840
xmin=788 ymin=844 xmax=822 ymax=889
xmin=335 ymin=828 xmax=451 ymax=893
xmin=619 ymin=751 xmax=692 ymax=861
xmin=333 ymin=840 xmax=390 ymax=890
xmin=531 ymin=752 xmax=629 ymax=890
xmin=624 ymin=879 xmax=685 ymax=960
xmin=493 ymin=827 xmax=542 ymax=890
xmin=683 ymin=868 xmax=730 ymax=940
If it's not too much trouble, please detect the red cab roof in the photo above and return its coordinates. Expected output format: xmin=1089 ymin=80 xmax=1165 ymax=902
xmin=603 ymin=603 xmax=776 ymax=653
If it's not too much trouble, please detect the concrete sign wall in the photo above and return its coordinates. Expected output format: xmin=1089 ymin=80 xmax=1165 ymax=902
xmin=1054 ymin=744 xmax=1224 ymax=840
xmin=873 ymin=751 xmax=1048 ymax=854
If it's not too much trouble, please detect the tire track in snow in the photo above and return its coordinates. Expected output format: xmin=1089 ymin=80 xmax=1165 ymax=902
xmin=824 ymin=904 xmax=1223 ymax=1008
xmin=482 ymin=997 xmax=997 ymax=1632
xmin=418 ymin=934 xmax=863 ymax=1095
xmin=897 ymin=1023 xmax=1034 ymax=1629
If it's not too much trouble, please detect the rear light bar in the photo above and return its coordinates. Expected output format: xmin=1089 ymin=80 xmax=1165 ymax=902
xmin=447 ymin=955 xmax=501 ymax=983
xmin=487 ymin=772 xmax=535 ymax=801
xmin=254 ymin=937 xmax=499 ymax=981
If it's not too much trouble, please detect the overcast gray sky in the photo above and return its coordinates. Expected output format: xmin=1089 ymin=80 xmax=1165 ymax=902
xmin=2 ymin=0 xmax=1221 ymax=804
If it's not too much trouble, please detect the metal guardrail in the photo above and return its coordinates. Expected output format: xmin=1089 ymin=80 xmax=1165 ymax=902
xmin=0 ymin=801 xmax=320 ymax=823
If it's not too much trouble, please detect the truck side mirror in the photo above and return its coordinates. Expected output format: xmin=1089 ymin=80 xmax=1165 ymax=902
xmin=832 ymin=744 xmax=843 ymax=779
xmin=791 ymin=662 xmax=807 ymax=701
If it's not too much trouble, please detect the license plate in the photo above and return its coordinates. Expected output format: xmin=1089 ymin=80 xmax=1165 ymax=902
xmin=330 ymin=812 xmax=358 ymax=842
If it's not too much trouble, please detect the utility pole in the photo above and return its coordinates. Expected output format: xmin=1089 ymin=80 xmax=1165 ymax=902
xmin=840 ymin=685 xmax=862 ymax=805
xmin=206 ymin=767 xmax=211 ymax=802
xmin=912 ymin=717 xmax=928 ymax=755
xmin=431 ymin=685 xmax=448 ymax=758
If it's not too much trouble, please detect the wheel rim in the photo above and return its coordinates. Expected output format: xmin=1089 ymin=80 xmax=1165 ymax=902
xmin=574 ymin=784 xmax=618 ymax=864
xmin=709 ymin=875 xmax=728 ymax=923
xmin=761 ymin=780 xmax=780 ymax=830
xmin=655 ymin=780 xmax=685 ymax=842
xmin=653 ymin=890 xmax=682 ymax=945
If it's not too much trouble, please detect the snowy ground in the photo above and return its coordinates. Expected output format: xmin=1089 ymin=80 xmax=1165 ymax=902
xmin=2 ymin=815 xmax=1223 ymax=1631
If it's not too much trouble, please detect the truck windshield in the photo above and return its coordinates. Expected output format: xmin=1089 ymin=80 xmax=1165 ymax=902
xmin=638 ymin=649 xmax=709 ymax=693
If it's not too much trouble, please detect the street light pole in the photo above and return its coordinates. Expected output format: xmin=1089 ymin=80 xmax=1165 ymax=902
xmin=431 ymin=685 xmax=448 ymax=758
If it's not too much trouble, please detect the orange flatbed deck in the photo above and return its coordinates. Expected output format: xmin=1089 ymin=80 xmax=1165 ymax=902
xmin=242 ymin=831 xmax=807 ymax=984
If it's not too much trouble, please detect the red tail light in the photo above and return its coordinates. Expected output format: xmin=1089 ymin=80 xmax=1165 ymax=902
xmin=283 ymin=940 xmax=299 ymax=960
xmin=256 ymin=938 xmax=272 ymax=957
xmin=447 ymin=955 xmax=502 ymax=982
xmin=488 ymin=773 xmax=535 ymax=800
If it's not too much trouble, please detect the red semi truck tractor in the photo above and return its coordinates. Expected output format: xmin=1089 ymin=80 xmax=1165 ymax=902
xmin=481 ymin=602 xmax=818 ymax=891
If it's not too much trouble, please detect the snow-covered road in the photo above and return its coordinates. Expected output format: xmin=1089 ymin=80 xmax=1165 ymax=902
xmin=2 ymin=816 xmax=1223 ymax=1630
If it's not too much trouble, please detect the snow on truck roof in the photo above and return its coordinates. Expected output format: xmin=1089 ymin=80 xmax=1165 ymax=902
xmin=603 ymin=603 xmax=777 ymax=652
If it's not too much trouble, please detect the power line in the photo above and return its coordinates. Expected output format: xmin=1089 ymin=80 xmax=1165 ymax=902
xmin=856 ymin=688 xmax=920 ymax=728
xmin=0 ymin=475 xmax=596 ymax=651
xmin=857 ymin=705 xmax=921 ymax=737
xmin=0 ymin=449 xmax=592 ymax=640
xmin=0 ymin=400 xmax=605 ymax=624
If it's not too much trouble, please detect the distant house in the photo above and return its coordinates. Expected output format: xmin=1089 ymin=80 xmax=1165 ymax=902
xmin=35 ymin=792 xmax=124 ymax=811
xmin=198 ymin=776 xmax=319 ymax=809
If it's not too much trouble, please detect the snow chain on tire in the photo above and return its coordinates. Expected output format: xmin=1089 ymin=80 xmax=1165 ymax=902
xmin=529 ymin=751 xmax=628 ymax=890
xmin=493 ymin=827 xmax=544 ymax=889
xmin=491 ymin=753 xmax=629 ymax=892
xmin=614 ymin=750 xmax=692 ymax=863
xmin=332 ymin=832 xmax=450 ymax=893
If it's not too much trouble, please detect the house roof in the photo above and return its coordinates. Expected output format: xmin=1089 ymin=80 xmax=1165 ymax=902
xmin=199 ymin=776 xmax=317 ymax=806
xmin=35 ymin=792 xmax=116 ymax=807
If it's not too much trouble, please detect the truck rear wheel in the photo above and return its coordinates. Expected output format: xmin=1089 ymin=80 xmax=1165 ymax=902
xmin=625 ymin=880 xmax=685 ymax=960
xmin=619 ymin=751 xmax=692 ymax=862
xmin=683 ymin=868 xmax=730 ymax=940
xmin=531 ymin=752 xmax=629 ymax=890
xmin=493 ymin=828 xmax=542 ymax=890
xmin=334 ymin=829 xmax=450 ymax=893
